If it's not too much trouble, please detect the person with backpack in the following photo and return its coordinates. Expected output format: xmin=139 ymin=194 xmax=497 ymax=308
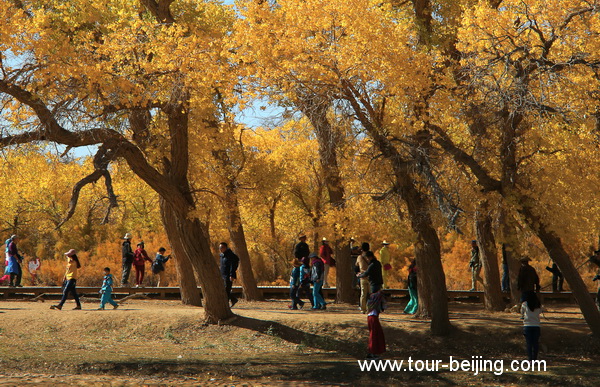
xmin=298 ymin=256 xmax=314 ymax=308
xmin=50 ymin=249 xmax=82 ymax=310
xmin=98 ymin=267 xmax=119 ymax=310
xmin=288 ymin=258 xmax=304 ymax=310
xmin=121 ymin=233 xmax=134 ymax=286
xmin=133 ymin=241 xmax=153 ymax=287
xmin=152 ymin=247 xmax=171 ymax=287
xmin=521 ymin=292 xmax=543 ymax=361
xmin=311 ymin=253 xmax=326 ymax=310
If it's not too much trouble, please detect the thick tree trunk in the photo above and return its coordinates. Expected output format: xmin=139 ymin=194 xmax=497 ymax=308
xmin=499 ymin=211 xmax=523 ymax=305
xmin=224 ymin=186 xmax=263 ymax=301
xmin=475 ymin=204 xmax=505 ymax=311
xmin=172 ymin=212 xmax=233 ymax=323
xmin=517 ymin=200 xmax=600 ymax=337
xmin=299 ymin=94 xmax=353 ymax=303
xmin=160 ymin=200 xmax=202 ymax=306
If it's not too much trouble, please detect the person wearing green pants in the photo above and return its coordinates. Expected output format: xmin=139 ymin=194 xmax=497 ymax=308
xmin=404 ymin=259 xmax=418 ymax=314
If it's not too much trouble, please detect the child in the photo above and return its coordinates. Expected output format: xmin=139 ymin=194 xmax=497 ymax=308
xmin=521 ymin=292 xmax=542 ymax=361
xmin=98 ymin=267 xmax=119 ymax=310
xmin=288 ymin=259 xmax=305 ymax=310
xmin=366 ymin=290 xmax=387 ymax=359
xmin=152 ymin=247 xmax=170 ymax=287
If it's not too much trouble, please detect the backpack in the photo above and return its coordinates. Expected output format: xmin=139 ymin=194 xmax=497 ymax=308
xmin=300 ymin=266 xmax=311 ymax=285
xmin=151 ymin=260 xmax=163 ymax=274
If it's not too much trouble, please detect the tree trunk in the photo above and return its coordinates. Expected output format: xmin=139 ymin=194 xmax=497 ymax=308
xmin=224 ymin=186 xmax=263 ymax=301
xmin=172 ymin=212 xmax=233 ymax=323
xmin=299 ymin=94 xmax=353 ymax=303
xmin=517 ymin=200 xmax=600 ymax=337
xmin=499 ymin=211 xmax=523 ymax=305
xmin=475 ymin=203 xmax=505 ymax=311
xmin=160 ymin=199 xmax=202 ymax=306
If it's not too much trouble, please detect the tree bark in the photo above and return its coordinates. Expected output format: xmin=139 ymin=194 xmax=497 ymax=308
xmin=475 ymin=203 xmax=505 ymax=311
xmin=299 ymin=94 xmax=353 ymax=303
xmin=160 ymin=199 xmax=202 ymax=306
xmin=223 ymin=185 xmax=263 ymax=301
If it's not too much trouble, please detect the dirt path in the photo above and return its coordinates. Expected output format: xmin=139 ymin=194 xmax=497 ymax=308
xmin=0 ymin=298 xmax=598 ymax=386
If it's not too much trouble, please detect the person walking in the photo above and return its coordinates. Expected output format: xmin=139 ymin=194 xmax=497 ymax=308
xmin=404 ymin=259 xmax=418 ymax=314
xmin=151 ymin=247 xmax=171 ymax=287
xmin=311 ymin=253 xmax=327 ymax=310
xmin=6 ymin=235 xmax=24 ymax=287
xmin=219 ymin=242 xmax=240 ymax=308
xmin=517 ymin=256 xmax=540 ymax=301
xmin=366 ymin=290 xmax=387 ymax=359
xmin=294 ymin=234 xmax=310 ymax=260
xmin=50 ymin=249 xmax=82 ymax=310
xmin=289 ymin=259 xmax=304 ymax=310
xmin=357 ymin=251 xmax=384 ymax=294
xmin=98 ymin=267 xmax=119 ymax=310
xmin=121 ymin=233 xmax=134 ymax=286
xmin=469 ymin=240 xmax=483 ymax=291
xmin=356 ymin=242 xmax=371 ymax=313
xmin=379 ymin=241 xmax=392 ymax=289
xmin=298 ymin=256 xmax=314 ymax=308
xmin=133 ymin=241 xmax=153 ymax=287
xmin=521 ymin=292 xmax=542 ymax=361
xmin=319 ymin=237 xmax=334 ymax=288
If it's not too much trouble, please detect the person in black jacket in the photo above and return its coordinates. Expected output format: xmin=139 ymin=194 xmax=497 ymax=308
xmin=220 ymin=242 xmax=240 ymax=308
xmin=357 ymin=251 xmax=383 ymax=293
xmin=294 ymin=234 xmax=310 ymax=260
xmin=121 ymin=233 xmax=134 ymax=286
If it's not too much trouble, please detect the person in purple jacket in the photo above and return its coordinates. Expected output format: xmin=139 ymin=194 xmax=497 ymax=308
xmin=6 ymin=235 xmax=24 ymax=287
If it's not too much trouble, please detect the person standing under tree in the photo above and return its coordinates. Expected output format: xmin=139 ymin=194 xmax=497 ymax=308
xmin=311 ymin=252 xmax=327 ymax=310
xmin=294 ymin=234 xmax=310 ymax=260
xmin=50 ymin=249 xmax=82 ymax=310
xmin=517 ymin=256 xmax=540 ymax=301
xmin=28 ymin=256 xmax=41 ymax=286
xmin=469 ymin=240 xmax=483 ymax=291
xmin=379 ymin=241 xmax=391 ymax=289
xmin=501 ymin=244 xmax=510 ymax=293
xmin=366 ymin=290 xmax=387 ymax=359
xmin=121 ymin=233 xmax=134 ymax=286
xmin=356 ymin=242 xmax=371 ymax=314
xmin=319 ymin=237 xmax=334 ymax=288
xmin=521 ymin=292 xmax=542 ymax=361
xmin=288 ymin=258 xmax=304 ymax=310
xmin=6 ymin=235 xmax=24 ymax=287
xmin=357 ymin=251 xmax=384 ymax=294
xmin=133 ymin=241 xmax=153 ymax=287
xmin=404 ymin=259 xmax=418 ymax=314
xmin=545 ymin=261 xmax=564 ymax=293
xmin=219 ymin=242 xmax=240 ymax=308
xmin=152 ymin=247 xmax=171 ymax=287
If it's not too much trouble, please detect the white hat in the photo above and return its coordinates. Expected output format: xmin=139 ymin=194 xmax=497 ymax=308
xmin=64 ymin=249 xmax=77 ymax=257
xmin=322 ymin=237 xmax=328 ymax=242
xmin=382 ymin=240 xmax=390 ymax=245
xmin=123 ymin=233 xmax=132 ymax=239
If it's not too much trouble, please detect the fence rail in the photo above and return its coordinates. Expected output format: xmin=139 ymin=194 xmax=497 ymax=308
xmin=0 ymin=286 xmax=592 ymax=303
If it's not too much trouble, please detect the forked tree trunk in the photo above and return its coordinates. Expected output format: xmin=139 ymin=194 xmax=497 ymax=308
xmin=224 ymin=186 xmax=263 ymax=301
xmin=475 ymin=204 xmax=505 ymax=311
xmin=160 ymin=199 xmax=202 ymax=306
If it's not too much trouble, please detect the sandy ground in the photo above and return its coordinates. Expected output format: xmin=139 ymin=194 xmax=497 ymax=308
xmin=0 ymin=296 xmax=599 ymax=386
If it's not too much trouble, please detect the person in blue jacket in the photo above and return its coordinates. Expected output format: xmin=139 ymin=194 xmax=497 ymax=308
xmin=98 ymin=267 xmax=119 ymax=310
xmin=289 ymin=259 xmax=305 ymax=310
xmin=219 ymin=242 xmax=240 ymax=308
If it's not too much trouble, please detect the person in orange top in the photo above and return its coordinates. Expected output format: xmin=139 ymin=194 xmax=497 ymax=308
xmin=50 ymin=249 xmax=82 ymax=310
xmin=133 ymin=241 xmax=153 ymax=287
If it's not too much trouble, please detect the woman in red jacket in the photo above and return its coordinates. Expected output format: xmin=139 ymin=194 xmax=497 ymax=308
xmin=133 ymin=241 xmax=153 ymax=287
